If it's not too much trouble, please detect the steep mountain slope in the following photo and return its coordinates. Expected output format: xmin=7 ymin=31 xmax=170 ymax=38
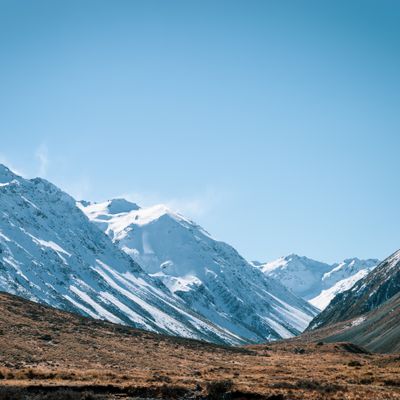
xmin=80 ymin=200 xmax=319 ymax=343
xmin=256 ymin=255 xmax=378 ymax=310
xmin=323 ymin=292 xmax=400 ymax=353
xmin=298 ymin=292 xmax=400 ymax=353
xmin=308 ymin=249 xmax=400 ymax=330
xmin=0 ymin=164 xmax=238 ymax=344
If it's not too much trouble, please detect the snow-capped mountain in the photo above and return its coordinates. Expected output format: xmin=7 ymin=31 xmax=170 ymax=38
xmin=308 ymin=249 xmax=400 ymax=330
xmin=256 ymin=255 xmax=378 ymax=310
xmin=80 ymin=200 xmax=319 ymax=343
xmin=0 ymin=165 xmax=238 ymax=344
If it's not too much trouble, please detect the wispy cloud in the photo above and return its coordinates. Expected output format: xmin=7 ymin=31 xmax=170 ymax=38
xmin=165 ymin=193 xmax=220 ymax=219
xmin=35 ymin=144 xmax=49 ymax=177
xmin=122 ymin=188 xmax=224 ymax=220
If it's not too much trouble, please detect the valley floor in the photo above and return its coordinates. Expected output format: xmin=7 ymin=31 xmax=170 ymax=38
xmin=1 ymin=293 xmax=399 ymax=399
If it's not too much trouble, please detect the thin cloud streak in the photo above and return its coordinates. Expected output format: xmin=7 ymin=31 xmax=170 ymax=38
xmin=35 ymin=144 xmax=49 ymax=178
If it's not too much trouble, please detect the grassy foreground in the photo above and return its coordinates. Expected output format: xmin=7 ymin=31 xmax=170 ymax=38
xmin=0 ymin=293 xmax=399 ymax=399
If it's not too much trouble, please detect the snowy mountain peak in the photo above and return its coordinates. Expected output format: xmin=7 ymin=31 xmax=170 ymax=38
xmin=259 ymin=254 xmax=331 ymax=276
xmin=81 ymin=200 xmax=202 ymax=239
xmin=257 ymin=254 xmax=379 ymax=311
xmin=80 ymin=198 xmax=318 ymax=342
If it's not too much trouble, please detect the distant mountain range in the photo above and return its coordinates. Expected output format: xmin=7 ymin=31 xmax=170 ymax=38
xmin=0 ymin=163 xmax=317 ymax=344
xmin=254 ymin=254 xmax=379 ymax=310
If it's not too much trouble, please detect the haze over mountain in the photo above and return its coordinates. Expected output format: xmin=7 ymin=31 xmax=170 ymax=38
xmin=80 ymin=199 xmax=319 ymax=343
xmin=255 ymin=255 xmax=379 ymax=310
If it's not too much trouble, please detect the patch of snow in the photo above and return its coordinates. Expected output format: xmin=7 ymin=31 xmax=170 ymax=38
xmin=70 ymin=285 xmax=124 ymax=324
xmin=351 ymin=316 xmax=366 ymax=327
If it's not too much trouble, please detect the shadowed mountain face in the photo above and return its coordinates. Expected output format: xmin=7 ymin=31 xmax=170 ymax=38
xmin=298 ymin=292 xmax=400 ymax=354
xmin=308 ymin=249 xmax=400 ymax=331
xmin=324 ymin=292 xmax=400 ymax=353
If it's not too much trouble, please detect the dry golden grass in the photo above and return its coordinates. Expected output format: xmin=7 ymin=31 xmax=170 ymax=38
xmin=0 ymin=293 xmax=399 ymax=399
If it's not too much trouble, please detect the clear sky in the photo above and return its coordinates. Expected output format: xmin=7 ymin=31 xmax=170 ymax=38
xmin=1 ymin=0 xmax=400 ymax=263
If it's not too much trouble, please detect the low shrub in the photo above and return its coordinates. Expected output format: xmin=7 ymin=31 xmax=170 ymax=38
xmin=384 ymin=379 xmax=400 ymax=387
xmin=206 ymin=379 xmax=234 ymax=400
xmin=348 ymin=360 xmax=362 ymax=367
xmin=0 ymin=387 xmax=107 ymax=400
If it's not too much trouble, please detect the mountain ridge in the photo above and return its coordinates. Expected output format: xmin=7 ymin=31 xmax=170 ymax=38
xmin=256 ymin=254 xmax=379 ymax=310
xmin=80 ymin=199 xmax=319 ymax=343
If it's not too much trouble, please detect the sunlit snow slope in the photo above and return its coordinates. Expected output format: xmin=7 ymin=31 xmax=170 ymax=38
xmin=80 ymin=200 xmax=319 ymax=343
xmin=0 ymin=165 xmax=239 ymax=345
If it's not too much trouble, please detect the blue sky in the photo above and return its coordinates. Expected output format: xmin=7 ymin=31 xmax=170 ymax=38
xmin=1 ymin=0 xmax=400 ymax=263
